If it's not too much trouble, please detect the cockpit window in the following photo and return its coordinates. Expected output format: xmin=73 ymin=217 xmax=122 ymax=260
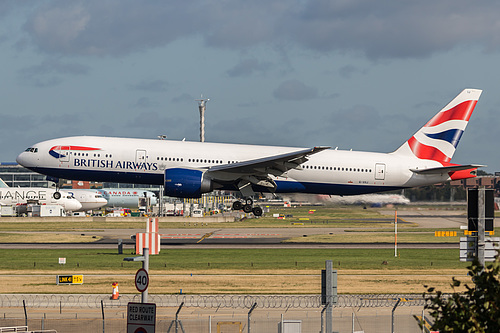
xmin=24 ymin=147 xmax=38 ymax=153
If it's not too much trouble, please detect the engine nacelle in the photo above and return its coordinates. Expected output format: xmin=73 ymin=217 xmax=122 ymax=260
xmin=164 ymin=168 xmax=213 ymax=198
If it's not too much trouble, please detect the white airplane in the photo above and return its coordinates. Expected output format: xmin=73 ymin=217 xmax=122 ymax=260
xmin=70 ymin=188 xmax=157 ymax=209
xmin=0 ymin=178 xmax=82 ymax=212
xmin=65 ymin=189 xmax=108 ymax=211
xmin=16 ymin=89 xmax=484 ymax=217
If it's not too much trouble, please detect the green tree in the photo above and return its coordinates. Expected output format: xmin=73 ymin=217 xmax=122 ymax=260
xmin=417 ymin=258 xmax=500 ymax=332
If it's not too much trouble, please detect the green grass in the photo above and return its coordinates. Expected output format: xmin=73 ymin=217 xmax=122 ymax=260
xmin=0 ymin=248 xmax=469 ymax=272
xmin=0 ymin=220 xmax=146 ymax=232
xmin=0 ymin=206 xmax=401 ymax=230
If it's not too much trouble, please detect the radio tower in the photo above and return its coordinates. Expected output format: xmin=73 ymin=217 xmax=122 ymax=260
xmin=195 ymin=96 xmax=209 ymax=142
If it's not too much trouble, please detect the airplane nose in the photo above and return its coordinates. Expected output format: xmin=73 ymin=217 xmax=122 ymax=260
xmin=16 ymin=152 xmax=27 ymax=166
xmin=16 ymin=151 xmax=36 ymax=168
xmin=70 ymin=200 xmax=83 ymax=212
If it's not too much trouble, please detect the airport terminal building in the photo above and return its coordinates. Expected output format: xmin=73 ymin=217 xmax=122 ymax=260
xmin=0 ymin=162 xmax=159 ymax=190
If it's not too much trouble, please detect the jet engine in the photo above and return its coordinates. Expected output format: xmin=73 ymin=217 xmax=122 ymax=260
xmin=164 ymin=168 xmax=213 ymax=198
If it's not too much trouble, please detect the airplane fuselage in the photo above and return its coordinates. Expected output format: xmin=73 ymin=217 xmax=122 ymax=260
xmin=0 ymin=187 xmax=82 ymax=211
xmin=17 ymin=136 xmax=452 ymax=196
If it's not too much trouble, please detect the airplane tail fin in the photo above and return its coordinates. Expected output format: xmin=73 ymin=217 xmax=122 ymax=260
xmin=0 ymin=178 xmax=9 ymax=188
xmin=393 ymin=88 xmax=482 ymax=164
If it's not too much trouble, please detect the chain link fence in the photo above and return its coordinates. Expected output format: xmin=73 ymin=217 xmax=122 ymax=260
xmin=0 ymin=294 xmax=432 ymax=332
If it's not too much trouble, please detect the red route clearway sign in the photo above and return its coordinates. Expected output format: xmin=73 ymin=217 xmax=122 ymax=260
xmin=127 ymin=302 xmax=156 ymax=333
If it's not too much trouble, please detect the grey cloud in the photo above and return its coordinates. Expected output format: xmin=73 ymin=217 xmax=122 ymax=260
xmin=338 ymin=65 xmax=367 ymax=79
xmin=0 ymin=114 xmax=35 ymax=130
xmin=19 ymin=59 xmax=89 ymax=77
xmin=18 ymin=59 xmax=89 ymax=86
xmin=329 ymin=105 xmax=382 ymax=131
xmin=41 ymin=113 xmax=82 ymax=125
xmin=226 ymin=59 xmax=272 ymax=77
xmin=123 ymin=111 xmax=198 ymax=140
xmin=29 ymin=76 xmax=63 ymax=87
xmin=25 ymin=0 xmax=203 ymax=56
xmin=273 ymin=80 xmax=318 ymax=101
xmin=21 ymin=1 xmax=500 ymax=60
xmin=131 ymin=80 xmax=169 ymax=92
xmin=134 ymin=97 xmax=158 ymax=109
xmin=172 ymin=93 xmax=194 ymax=104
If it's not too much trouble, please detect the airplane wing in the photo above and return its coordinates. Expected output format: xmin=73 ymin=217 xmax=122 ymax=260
xmin=207 ymin=146 xmax=330 ymax=195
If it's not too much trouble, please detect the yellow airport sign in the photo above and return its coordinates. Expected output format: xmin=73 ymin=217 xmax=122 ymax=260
xmin=57 ymin=275 xmax=83 ymax=285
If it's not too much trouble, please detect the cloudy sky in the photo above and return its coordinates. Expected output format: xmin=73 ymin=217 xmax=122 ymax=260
xmin=1 ymin=1 xmax=499 ymax=173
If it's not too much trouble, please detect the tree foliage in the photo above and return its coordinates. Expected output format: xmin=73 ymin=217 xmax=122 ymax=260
xmin=417 ymin=258 xmax=500 ymax=332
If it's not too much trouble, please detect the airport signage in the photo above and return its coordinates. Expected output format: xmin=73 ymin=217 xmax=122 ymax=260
xmin=135 ymin=268 xmax=149 ymax=292
xmin=459 ymin=237 xmax=499 ymax=262
xmin=57 ymin=275 xmax=83 ymax=285
xmin=127 ymin=302 xmax=156 ymax=333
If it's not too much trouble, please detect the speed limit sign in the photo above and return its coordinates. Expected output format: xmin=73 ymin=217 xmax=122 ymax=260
xmin=135 ymin=268 xmax=149 ymax=292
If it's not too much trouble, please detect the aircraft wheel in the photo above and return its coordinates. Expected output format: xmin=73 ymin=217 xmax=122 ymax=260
xmin=245 ymin=198 xmax=253 ymax=206
xmin=243 ymin=204 xmax=253 ymax=213
xmin=232 ymin=201 xmax=243 ymax=210
xmin=252 ymin=206 xmax=263 ymax=217
xmin=53 ymin=192 xmax=61 ymax=200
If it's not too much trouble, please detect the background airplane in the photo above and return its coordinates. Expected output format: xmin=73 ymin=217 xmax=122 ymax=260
xmin=84 ymin=188 xmax=157 ymax=209
xmin=16 ymin=89 xmax=483 ymax=216
xmin=0 ymin=178 xmax=82 ymax=212
xmin=65 ymin=189 xmax=108 ymax=211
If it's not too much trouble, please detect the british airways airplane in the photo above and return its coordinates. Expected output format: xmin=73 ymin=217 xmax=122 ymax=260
xmin=16 ymin=89 xmax=483 ymax=216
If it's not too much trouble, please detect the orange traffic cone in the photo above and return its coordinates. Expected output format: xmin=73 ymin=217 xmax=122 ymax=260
xmin=111 ymin=282 xmax=119 ymax=300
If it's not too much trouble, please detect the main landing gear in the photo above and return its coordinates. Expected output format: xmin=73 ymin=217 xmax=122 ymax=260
xmin=232 ymin=198 xmax=263 ymax=217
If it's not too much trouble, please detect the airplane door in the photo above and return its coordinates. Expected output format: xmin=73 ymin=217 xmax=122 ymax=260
xmin=135 ymin=150 xmax=146 ymax=169
xmin=375 ymin=163 xmax=386 ymax=180
xmin=55 ymin=146 xmax=70 ymax=162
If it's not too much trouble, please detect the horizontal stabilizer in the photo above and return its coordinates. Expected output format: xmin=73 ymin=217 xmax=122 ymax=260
xmin=410 ymin=164 xmax=485 ymax=175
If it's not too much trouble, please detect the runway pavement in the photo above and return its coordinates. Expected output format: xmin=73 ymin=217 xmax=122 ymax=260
xmin=0 ymin=209 xmax=485 ymax=249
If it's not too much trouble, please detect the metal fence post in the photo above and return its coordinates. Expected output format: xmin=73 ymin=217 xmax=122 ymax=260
xmin=422 ymin=308 xmax=425 ymax=333
xmin=321 ymin=303 xmax=328 ymax=333
xmin=101 ymin=299 xmax=105 ymax=333
xmin=175 ymin=302 xmax=184 ymax=333
xmin=142 ymin=247 xmax=149 ymax=303
xmin=23 ymin=299 xmax=27 ymax=327
xmin=392 ymin=298 xmax=401 ymax=333
xmin=248 ymin=302 xmax=257 ymax=333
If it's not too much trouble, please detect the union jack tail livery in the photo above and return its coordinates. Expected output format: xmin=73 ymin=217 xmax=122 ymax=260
xmin=394 ymin=89 xmax=482 ymax=164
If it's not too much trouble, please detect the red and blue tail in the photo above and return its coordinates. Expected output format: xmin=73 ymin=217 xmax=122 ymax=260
xmin=394 ymin=89 xmax=482 ymax=164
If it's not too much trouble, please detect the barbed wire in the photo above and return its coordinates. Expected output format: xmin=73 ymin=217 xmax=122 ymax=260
xmin=0 ymin=294 xmax=428 ymax=309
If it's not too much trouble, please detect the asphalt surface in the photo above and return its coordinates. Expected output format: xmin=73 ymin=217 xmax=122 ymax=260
xmin=0 ymin=209 xmax=491 ymax=249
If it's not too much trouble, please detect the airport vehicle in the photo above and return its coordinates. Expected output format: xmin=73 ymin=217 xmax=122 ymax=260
xmin=16 ymin=89 xmax=483 ymax=216
xmin=0 ymin=178 xmax=82 ymax=212
xmin=31 ymin=204 xmax=65 ymax=217
xmin=65 ymin=189 xmax=108 ymax=211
